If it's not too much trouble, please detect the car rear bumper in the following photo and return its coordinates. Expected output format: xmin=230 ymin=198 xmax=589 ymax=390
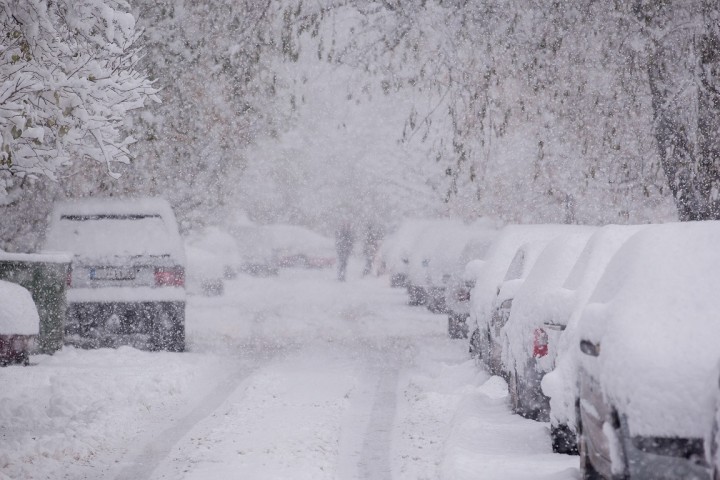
xmin=67 ymin=286 xmax=186 ymax=304
xmin=624 ymin=435 xmax=711 ymax=480
xmin=66 ymin=301 xmax=185 ymax=351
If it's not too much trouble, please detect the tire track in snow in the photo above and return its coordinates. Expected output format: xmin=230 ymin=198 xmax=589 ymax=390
xmin=113 ymin=344 xmax=292 ymax=480
xmin=358 ymin=364 xmax=400 ymax=480
xmin=336 ymin=337 xmax=408 ymax=480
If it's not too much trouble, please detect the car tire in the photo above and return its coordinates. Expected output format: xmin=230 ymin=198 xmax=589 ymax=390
xmin=508 ymin=370 xmax=520 ymax=413
xmin=551 ymin=423 xmax=579 ymax=455
xmin=469 ymin=328 xmax=482 ymax=359
xmin=579 ymin=422 xmax=602 ymax=480
xmin=448 ymin=314 xmax=467 ymax=339
xmin=152 ymin=302 xmax=185 ymax=352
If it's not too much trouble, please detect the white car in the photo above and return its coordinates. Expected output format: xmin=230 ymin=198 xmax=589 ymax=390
xmin=380 ymin=219 xmax=437 ymax=288
xmin=540 ymin=224 xmax=645 ymax=454
xmin=445 ymin=231 xmax=498 ymax=338
xmin=575 ymin=222 xmax=719 ymax=479
xmin=43 ymin=197 xmax=186 ymax=351
xmin=185 ymin=226 xmax=242 ymax=295
xmin=468 ymin=224 xmax=586 ymax=372
xmin=262 ymin=224 xmax=336 ymax=270
xmin=499 ymin=230 xmax=594 ymax=421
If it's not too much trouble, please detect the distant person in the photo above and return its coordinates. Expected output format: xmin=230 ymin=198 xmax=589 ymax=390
xmin=335 ymin=222 xmax=355 ymax=281
xmin=362 ymin=223 xmax=382 ymax=276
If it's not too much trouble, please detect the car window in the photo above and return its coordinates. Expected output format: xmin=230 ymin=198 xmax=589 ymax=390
xmin=47 ymin=215 xmax=172 ymax=258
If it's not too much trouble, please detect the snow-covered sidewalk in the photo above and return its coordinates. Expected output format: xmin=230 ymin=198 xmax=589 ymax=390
xmin=0 ymin=264 xmax=578 ymax=479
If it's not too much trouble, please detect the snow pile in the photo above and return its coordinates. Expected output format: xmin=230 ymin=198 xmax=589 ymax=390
xmin=541 ymin=224 xmax=646 ymax=428
xmin=0 ymin=280 xmax=39 ymax=335
xmin=0 ymin=347 xmax=229 ymax=479
xmin=578 ymin=221 xmax=720 ymax=438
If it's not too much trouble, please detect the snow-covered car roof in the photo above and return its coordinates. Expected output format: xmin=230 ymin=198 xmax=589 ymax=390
xmin=44 ymin=197 xmax=184 ymax=262
xmin=578 ymin=221 xmax=720 ymax=439
xmin=470 ymin=224 xmax=590 ymax=331
xmin=186 ymin=226 xmax=241 ymax=264
xmin=0 ymin=280 xmax=40 ymax=336
xmin=261 ymin=224 xmax=334 ymax=256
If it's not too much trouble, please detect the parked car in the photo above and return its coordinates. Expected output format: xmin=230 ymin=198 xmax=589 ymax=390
xmin=424 ymin=221 xmax=497 ymax=318
xmin=468 ymin=224 xmax=583 ymax=371
xmin=226 ymin=212 xmax=278 ymax=277
xmin=540 ymin=224 xmax=645 ymax=454
xmin=185 ymin=226 xmax=242 ymax=295
xmin=575 ymin=222 xmax=719 ymax=480
xmin=499 ymin=230 xmax=594 ymax=422
xmin=405 ymin=219 xmax=468 ymax=307
xmin=445 ymin=232 xmax=498 ymax=332
xmin=379 ymin=219 xmax=436 ymax=288
xmin=0 ymin=280 xmax=40 ymax=366
xmin=261 ymin=224 xmax=336 ymax=270
xmin=43 ymin=197 xmax=186 ymax=352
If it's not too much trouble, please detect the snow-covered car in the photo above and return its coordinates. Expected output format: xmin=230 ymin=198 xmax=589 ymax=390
xmin=227 ymin=214 xmax=278 ymax=277
xmin=261 ymin=224 xmax=336 ymax=270
xmin=483 ymin=239 xmax=557 ymax=376
xmin=499 ymin=230 xmax=594 ymax=422
xmin=421 ymin=220 xmax=492 ymax=314
xmin=43 ymin=198 xmax=186 ymax=352
xmin=405 ymin=219 xmax=468 ymax=307
xmin=576 ymin=222 xmax=719 ymax=480
xmin=185 ymin=226 xmax=242 ymax=295
xmin=447 ymin=258 xmax=486 ymax=339
xmin=0 ymin=280 xmax=40 ymax=366
xmin=468 ymin=224 xmax=584 ymax=373
xmin=379 ymin=219 xmax=436 ymax=288
xmin=540 ymin=225 xmax=645 ymax=454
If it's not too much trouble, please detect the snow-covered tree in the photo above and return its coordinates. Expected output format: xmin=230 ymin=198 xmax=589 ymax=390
xmin=0 ymin=0 xmax=157 ymax=204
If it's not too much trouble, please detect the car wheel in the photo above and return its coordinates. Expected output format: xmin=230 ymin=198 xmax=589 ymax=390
xmin=579 ymin=422 xmax=602 ymax=480
xmin=551 ymin=423 xmax=579 ymax=455
xmin=152 ymin=302 xmax=185 ymax=352
xmin=469 ymin=328 xmax=482 ymax=359
xmin=448 ymin=315 xmax=467 ymax=339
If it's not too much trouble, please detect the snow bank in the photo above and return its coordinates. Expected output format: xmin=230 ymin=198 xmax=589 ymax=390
xmin=578 ymin=221 xmax=720 ymax=438
xmin=541 ymin=224 xmax=646 ymax=428
xmin=0 ymin=280 xmax=39 ymax=335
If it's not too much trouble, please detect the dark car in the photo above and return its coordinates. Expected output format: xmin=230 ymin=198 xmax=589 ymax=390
xmin=43 ymin=198 xmax=186 ymax=352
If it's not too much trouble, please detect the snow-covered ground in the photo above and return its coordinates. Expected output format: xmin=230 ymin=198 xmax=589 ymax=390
xmin=0 ymin=260 xmax=578 ymax=479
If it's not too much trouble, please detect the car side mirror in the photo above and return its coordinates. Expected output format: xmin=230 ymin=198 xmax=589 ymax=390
xmin=579 ymin=340 xmax=600 ymax=357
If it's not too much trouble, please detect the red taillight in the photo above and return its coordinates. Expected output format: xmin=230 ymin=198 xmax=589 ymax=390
xmin=533 ymin=328 xmax=548 ymax=357
xmin=155 ymin=266 xmax=185 ymax=287
xmin=66 ymin=268 xmax=72 ymax=287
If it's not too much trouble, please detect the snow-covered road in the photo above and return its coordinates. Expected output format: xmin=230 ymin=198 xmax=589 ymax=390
xmin=1 ymin=263 xmax=579 ymax=479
